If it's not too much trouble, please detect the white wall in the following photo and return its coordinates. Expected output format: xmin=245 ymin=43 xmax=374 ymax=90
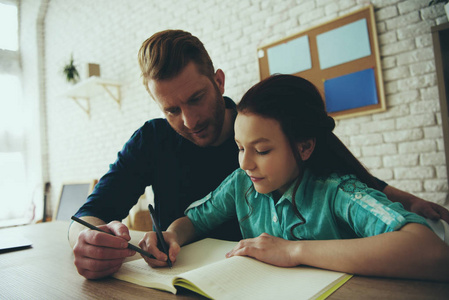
xmin=20 ymin=0 xmax=449 ymax=216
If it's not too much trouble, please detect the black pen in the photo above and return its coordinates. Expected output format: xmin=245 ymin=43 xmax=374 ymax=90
xmin=148 ymin=204 xmax=173 ymax=268
xmin=70 ymin=215 xmax=154 ymax=259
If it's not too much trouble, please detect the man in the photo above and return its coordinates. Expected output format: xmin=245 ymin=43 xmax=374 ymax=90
xmin=69 ymin=30 xmax=449 ymax=280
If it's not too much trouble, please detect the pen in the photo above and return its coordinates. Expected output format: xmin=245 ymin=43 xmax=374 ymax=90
xmin=70 ymin=215 xmax=154 ymax=259
xmin=148 ymin=204 xmax=173 ymax=268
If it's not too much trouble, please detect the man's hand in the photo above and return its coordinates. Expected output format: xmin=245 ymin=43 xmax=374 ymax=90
xmin=72 ymin=220 xmax=136 ymax=279
xmin=138 ymin=231 xmax=180 ymax=268
xmin=382 ymin=185 xmax=449 ymax=223
xmin=408 ymin=198 xmax=449 ymax=223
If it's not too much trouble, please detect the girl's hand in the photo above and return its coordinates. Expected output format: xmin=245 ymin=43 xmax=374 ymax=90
xmin=225 ymin=233 xmax=301 ymax=267
xmin=138 ymin=231 xmax=180 ymax=268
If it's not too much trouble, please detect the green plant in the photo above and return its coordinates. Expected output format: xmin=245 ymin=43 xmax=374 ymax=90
xmin=429 ymin=0 xmax=448 ymax=5
xmin=63 ymin=54 xmax=80 ymax=84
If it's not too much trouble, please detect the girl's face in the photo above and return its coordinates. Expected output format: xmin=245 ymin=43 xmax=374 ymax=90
xmin=234 ymin=112 xmax=300 ymax=196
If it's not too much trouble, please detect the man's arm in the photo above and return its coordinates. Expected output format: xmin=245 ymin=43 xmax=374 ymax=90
xmin=383 ymin=185 xmax=449 ymax=223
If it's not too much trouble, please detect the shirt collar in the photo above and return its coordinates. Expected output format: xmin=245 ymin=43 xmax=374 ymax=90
xmin=224 ymin=96 xmax=236 ymax=109
xmin=253 ymin=176 xmax=302 ymax=205
xmin=276 ymin=177 xmax=300 ymax=204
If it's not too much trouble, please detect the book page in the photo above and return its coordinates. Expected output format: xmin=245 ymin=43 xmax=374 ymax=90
xmin=113 ymin=238 xmax=237 ymax=294
xmin=175 ymin=255 xmax=351 ymax=300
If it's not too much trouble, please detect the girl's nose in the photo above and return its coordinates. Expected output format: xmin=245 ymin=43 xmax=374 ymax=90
xmin=240 ymin=152 xmax=255 ymax=171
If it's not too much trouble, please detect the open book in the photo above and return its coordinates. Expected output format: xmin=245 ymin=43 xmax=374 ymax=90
xmin=113 ymin=238 xmax=351 ymax=300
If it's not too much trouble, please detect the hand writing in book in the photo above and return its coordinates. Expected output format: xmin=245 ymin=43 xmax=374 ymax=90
xmin=225 ymin=233 xmax=300 ymax=267
xmin=73 ymin=220 xmax=136 ymax=279
xmin=139 ymin=231 xmax=180 ymax=268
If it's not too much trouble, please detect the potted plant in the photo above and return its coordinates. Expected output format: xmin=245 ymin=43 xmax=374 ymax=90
xmin=429 ymin=0 xmax=449 ymax=19
xmin=63 ymin=54 xmax=80 ymax=84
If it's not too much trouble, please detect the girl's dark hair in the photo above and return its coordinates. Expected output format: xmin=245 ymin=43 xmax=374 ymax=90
xmin=237 ymin=74 xmax=381 ymax=239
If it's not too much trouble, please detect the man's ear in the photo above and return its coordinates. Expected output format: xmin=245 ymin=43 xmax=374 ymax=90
xmin=214 ymin=69 xmax=225 ymax=95
xmin=297 ymin=138 xmax=316 ymax=161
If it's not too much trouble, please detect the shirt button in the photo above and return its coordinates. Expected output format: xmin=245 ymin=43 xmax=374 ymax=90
xmin=272 ymin=215 xmax=278 ymax=223
xmin=355 ymin=193 xmax=362 ymax=199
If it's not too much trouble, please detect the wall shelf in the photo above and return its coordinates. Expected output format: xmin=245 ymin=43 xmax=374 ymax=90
xmin=62 ymin=76 xmax=121 ymax=116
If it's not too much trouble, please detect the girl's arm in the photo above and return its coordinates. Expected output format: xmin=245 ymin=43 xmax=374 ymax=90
xmin=226 ymin=223 xmax=449 ymax=282
xmin=166 ymin=216 xmax=198 ymax=246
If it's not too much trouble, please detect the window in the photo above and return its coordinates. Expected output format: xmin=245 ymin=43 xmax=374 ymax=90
xmin=0 ymin=2 xmax=18 ymax=51
xmin=0 ymin=74 xmax=22 ymax=139
xmin=0 ymin=1 xmax=28 ymax=225
xmin=0 ymin=152 xmax=27 ymax=221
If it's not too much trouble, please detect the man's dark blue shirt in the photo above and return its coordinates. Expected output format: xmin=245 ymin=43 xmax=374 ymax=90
xmin=75 ymin=97 xmax=242 ymax=240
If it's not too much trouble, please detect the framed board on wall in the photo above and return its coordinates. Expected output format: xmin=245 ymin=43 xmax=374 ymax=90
xmin=257 ymin=5 xmax=386 ymax=119
xmin=53 ymin=181 xmax=96 ymax=221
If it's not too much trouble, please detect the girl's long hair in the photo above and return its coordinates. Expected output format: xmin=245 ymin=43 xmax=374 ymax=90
xmin=237 ymin=75 xmax=382 ymax=239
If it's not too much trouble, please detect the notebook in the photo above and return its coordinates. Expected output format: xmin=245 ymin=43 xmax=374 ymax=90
xmin=113 ymin=238 xmax=351 ymax=299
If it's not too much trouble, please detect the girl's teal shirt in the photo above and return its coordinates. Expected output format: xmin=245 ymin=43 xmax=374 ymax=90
xmin=185 ymin=168 xmax=428 ymax=240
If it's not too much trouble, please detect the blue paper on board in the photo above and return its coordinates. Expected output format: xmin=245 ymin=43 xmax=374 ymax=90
xmin=267 ymin=35 xmax=312 ymax=75
xmin=324 ymin=68 xmax=378 ymax=113
xmin=317 ymin=19 xmax=371 ymax=69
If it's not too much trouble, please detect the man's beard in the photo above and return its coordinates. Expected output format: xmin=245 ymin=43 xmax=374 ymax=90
xmin=178 ymin=86 xmax=225 ymax=147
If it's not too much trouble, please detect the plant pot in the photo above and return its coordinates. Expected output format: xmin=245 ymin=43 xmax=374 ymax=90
xmin=446 ymin=3 xmax=449 ymax=20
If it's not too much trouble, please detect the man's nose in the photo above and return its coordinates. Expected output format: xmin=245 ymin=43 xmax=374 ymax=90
xmin=182 ymin=108 xmax=200 ymax=129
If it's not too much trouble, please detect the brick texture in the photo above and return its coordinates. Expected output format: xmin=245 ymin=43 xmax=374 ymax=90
xmin=20 ymin=0 xmax=449 ymax=214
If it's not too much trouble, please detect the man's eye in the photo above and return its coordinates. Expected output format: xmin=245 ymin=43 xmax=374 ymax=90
xmin=189 ymin=93 xmax=205 ymax=104
xmin=166 ymin=108 xmax=180 ymax=115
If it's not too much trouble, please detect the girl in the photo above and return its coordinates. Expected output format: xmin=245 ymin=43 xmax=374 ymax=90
xmin=140 ymin=74 xmax=449 ymax=282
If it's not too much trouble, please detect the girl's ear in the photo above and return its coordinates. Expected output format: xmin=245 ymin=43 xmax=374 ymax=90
xmin=297 ymin=138 xmax=316 ymax=161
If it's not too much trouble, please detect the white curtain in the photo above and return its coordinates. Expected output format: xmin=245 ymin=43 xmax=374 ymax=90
xmin=0 ymin=2 xmax=30 ymax=223
xmin=0 ymin=74 xmax=28 ymax=222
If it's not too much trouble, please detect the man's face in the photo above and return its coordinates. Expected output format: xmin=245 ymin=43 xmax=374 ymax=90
xmin=148 ymin=62 xmax=226 ymax=147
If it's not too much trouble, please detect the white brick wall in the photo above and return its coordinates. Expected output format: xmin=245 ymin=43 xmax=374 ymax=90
xmin=20 ymin=0 xmax=449 ymax=214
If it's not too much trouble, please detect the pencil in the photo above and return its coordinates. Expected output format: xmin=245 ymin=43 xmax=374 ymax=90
xmin=70 ymin=215 xmax=154 ymax=259
xmin=148 ymin=204 xmax=173 ymax=268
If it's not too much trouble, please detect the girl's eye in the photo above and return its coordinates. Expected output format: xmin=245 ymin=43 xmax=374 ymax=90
xmin=256 ymin=150 xmax=271 ymax=155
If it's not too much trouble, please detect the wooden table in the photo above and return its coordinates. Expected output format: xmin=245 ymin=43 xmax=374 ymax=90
xmin=1 ymin=221 xmax=448 ymax=299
